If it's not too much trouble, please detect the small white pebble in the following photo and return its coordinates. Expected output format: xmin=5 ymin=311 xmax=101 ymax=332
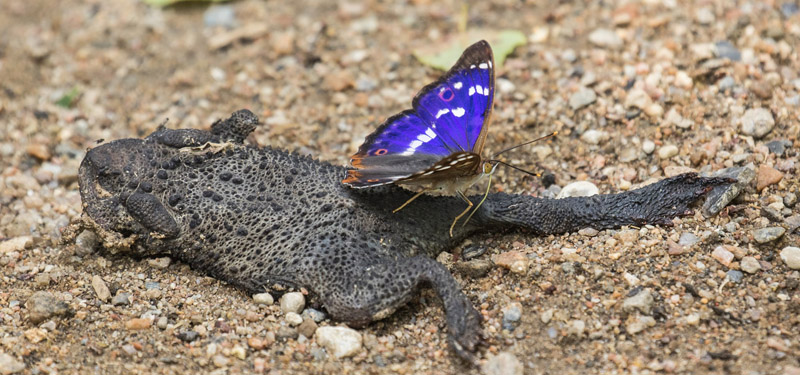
xmin=642 ymin=140 xmax=655 ymax=154
xmin=658 ymin=145 xmax=678 ymax=159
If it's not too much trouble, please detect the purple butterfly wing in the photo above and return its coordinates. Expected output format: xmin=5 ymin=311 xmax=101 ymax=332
xmin=343 ymin=41 xmax=495 ymax=187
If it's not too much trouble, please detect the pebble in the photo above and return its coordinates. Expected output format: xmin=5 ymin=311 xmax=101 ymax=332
xmin=726 ymin=270 xmax=744 ymax=283
xmin=712 ymin=246 xmax=734 ymax=267
xmin=483 ymin=352 xmax=524 ymax=375
xmin=302 ymin=307 xmax=327 ymax=323
xmin=588 ymin=28 xmax=623 ymax=49
xmin=297 ymin=318 xmax=318 ymax=338
xmin=203 ymin=5 xmax=237 ymax=28
xmin=642 ymin=140 xmax=655 ymax=154
xmin=144 ymin=281 xmax=160 ymax=290
xmin=92 ymin=275 xmax=111 ymax=302
xmin=569 ymin=87 xmax=596 ymax=110
xmin=580 ymin=129 xmax=608 ymax=145
xmin=740 ymin=256 xmax=762 ymax=274
xmin=0 ymin=352 xmax=25 ymax=374
xmin=146 ymin=257 xmax=171 ymax=269
xmin=316 ymin=326 xmax=362 ymax=358
xmin=622 ymin=289 xmax=654 ymax=314
xmin=280 ymin=292 xmax=305 ymax=314
xmin=557 ymin=181 xmax=599 ymax=198
xmin=685 ymin=313 xmax=700 ymax=325
xmin=626 ymin=315 xmax=656 ymax=334
xmin=230 ymin=345 xmax=246 ymax=360
xmin=74 ymin=230 xmax=98 ymax=256
xmin=718 ymin=76 xmax=736 ymax=92
xmin=285 ymin=312 xmax=303 ymax=326
xmin=695 ymin=7 xmax=715 ymax=24
xmin=253 ymin=293 xmax=274 ymax=305
xmin=323 ymin=70 xmax=355 ymax=92
xmin=157 ymin=316 xmax=168 ymax=330
xmin=497 ymin=78 xmax=516 ymax=94
xmin=753 ymin=227 xmax=785 ymax=243
xmin=0 ymin=236 xmax=32 ymax=253
xmin=123 ymin=318 xmax=152 ymax=331
xmin=702 ymin=166 xmax=756 ymax=217
xmin=212 ymin=354 xmax=229 ymax=368
xmin=714 ymin=40 xmax=741 ymax=61
xmin=455 ymin=259 xmax=493 ymax=278
xmin=739 ymin=108 xmax=775 ymax=139
xmin=766 ymin=140 xmax=791 ymax=157
xmin=780 ymin=247 xmax=800 ymax=269
xmin=658 ymin=145 xmax=678 ymax=159
xmin=678 ymin=233 xmax=700 ymax=247
xmin=674 ymin=71 xmax=693 ymax=89
xmin=492 ymin=251 xmax=529 ymax=274
xmin=276 ymin=326 xmax=298 ymax=340
xmin=25 ymin=291 xmax=70 ymax=324
xmin=785 ymin=193 xmax=797 ymax=208
xmin=579 ymin=228 xmax=599 ymax=237
xmin=756 ymin=165 xmax=783 ymax=192
xmin=111 ymin=292 xmax=131 ymax=306
xmin=502 ymin=302 xmax=522 ymax=330
xmin=177 ymin=330 xmax=199 ymax=342
xmin=567 ymin=319 xmax=586 ymax=336
xmin=541 ymin=309 xmax=554 ymax=324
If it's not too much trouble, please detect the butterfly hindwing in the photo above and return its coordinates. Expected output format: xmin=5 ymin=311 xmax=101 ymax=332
xmin=344 ymin=40 xmax=495 ymax=188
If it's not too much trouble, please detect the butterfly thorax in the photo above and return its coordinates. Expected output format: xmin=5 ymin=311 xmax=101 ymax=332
xmin=396 ymin=152 xmax=489 ymax=196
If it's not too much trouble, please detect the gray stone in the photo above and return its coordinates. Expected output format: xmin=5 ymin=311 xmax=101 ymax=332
xmin=455 ymin=259 xmax=493 ymax=278
xmin=0 ymin=352 xmax=25 ymax=374
xmin=753 ymin=227 xmax=785 ymax=244
xmin=144 ymin=281 xmax=160 ymax=290
xmin=253 ymin=293 xmax=274 ymax=305
xmin=177 ymin=330 xmax=199 ymax=342
xmin=726 ymin=270 xmax=744 ymax=283
xmin=588 ymin=28 xmax=623 ymax=49
xmin=302 ymin=307 xmax=327 ymax=323
xmin=483 ymin=352 xmax=524 ymax=375
xmin=570 ymin=87 xmax=597 ymax=110
xmin=622 ymin=289 xmax=654 ymax=315
xmin=740 ymin=256 xmax=761 ymax=274
xmin=718 ymin=76 xmax=736 ymax=92
xmin=502 ymin=302 xmax=522 ymax=331
xmin=761 ymin=206 xmax=784 ymax=222
xmin=780 ymin=247 xmax=800 ymax=269
xmin=702 ymin=166 xmax=756 ymax=217
xmin=580 ymin=129 xmax=608 ymax=145
xmin=739 ymin=108 xmax=775 ymax=139
xmin=25 ymin=291 xmax=71 ymax=324
xmin=678 ymin=233 xmax=700 ymax=247
xmin=112 ymin=292 xmax=131 ymax=306
xmin=626 ymin=315 xmax=656 ymax=334
xmin=75 ymin=230 xmax=98 ymax=256
xmin=714 ymin=41 xmax=741 ymax=61
xmin=784 ymin=192 xmax=797 ymax=208
xmin=766 ymin=140 xmax=791 ymax=156
xmin=203 ymin=5 xmax=237 ymax=28
xmin=557 ymin=181 xmax=599 ymax=198
xmin=285 ymin=312 xmax=303 ymax=326
xmin=280 ymin=292 xmax=305 ymax=314
xmin=316 ymin=326 xmax=362 ymax=358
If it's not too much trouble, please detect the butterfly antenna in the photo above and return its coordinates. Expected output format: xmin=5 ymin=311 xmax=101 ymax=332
xmin=488 ymin=160 xmax=541 ymax=178
xmin=491 ymin=131 xmax=558 ymax=158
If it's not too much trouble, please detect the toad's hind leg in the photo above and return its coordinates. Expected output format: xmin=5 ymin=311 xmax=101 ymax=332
xmin=316 ymin=254 xmax=482 ymax=362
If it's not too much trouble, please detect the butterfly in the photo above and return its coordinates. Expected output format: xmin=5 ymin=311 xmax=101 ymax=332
xmin=342 ymin=40 xmax=499 ymax=236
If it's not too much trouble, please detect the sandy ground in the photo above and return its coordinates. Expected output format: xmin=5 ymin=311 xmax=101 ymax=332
xmin=1 ymin=0 xmax=798 ymax=374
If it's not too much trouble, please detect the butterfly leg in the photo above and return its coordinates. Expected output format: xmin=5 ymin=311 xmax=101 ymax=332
xmin=449 ymin=191 xmax=473 ymax=237
xmin=461 ymin=174 xmax=494 ymax=228
xmin=392 ymin=189 xmax=428 ymax=213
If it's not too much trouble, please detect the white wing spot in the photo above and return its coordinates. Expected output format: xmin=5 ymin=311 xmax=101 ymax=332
xmin=452 ymin=107 xmax=465 ymax=117
xmin=418 ymin=134 xmax=431 ymax=142
xmin=453 ymin=82 xmax=463 ymax=89
xmin=449 ymin=160 xmax=461 ymax=165
xmin=422 ymin=171 xmax=434 ymax=176
xmin=435 ymin=108 xmax=450 ymax=119
xmin=425 ymin=128 xmax=436 ymax=138
xmin=470 ymin=64 xmax=476 ymax=69
xmin=409 ymin=140 xmax=423 ymax=148
xmin=468 ymin=87 xmax=475 ymax=96
xmin=479 ymin=63 xmax=488 ymax=69
xmin=476 ymin=85 xmax=484 ymax=95
xmin=401 ymin=150 xmax=414 ymax=156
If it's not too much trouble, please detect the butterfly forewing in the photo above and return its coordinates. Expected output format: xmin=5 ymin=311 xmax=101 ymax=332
xmin=343 ymin=40 xmax=495 ymax=188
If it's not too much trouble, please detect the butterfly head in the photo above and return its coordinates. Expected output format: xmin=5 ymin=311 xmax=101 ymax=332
xmin=482 ymin=160 xmax=500 ymax=176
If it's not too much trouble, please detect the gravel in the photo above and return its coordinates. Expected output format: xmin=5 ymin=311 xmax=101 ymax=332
xmin=622 ymin=289 xmax=654 ymax=315
xmin=253 ymin=292 xmax=274 ymax=305
xmin=753 ymin=227 xmax=786 ymax=243
xmin=557 ymin=181 xmax=599 ymax=198
xmin=483 ymin=352 xmax=524 ymax=375
xmin=2 ymin=0 xmax=797 ymax=373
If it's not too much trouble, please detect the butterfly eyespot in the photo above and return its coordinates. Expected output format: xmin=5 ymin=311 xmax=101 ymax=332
xmin=438 ymin=87 xmax=455 ymax=102
xmin=373 ymin=148 xmax=388 ymax=155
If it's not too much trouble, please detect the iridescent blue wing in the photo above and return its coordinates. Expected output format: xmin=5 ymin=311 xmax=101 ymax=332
xmin=343 ymin=40 xmax=495 ymax=187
